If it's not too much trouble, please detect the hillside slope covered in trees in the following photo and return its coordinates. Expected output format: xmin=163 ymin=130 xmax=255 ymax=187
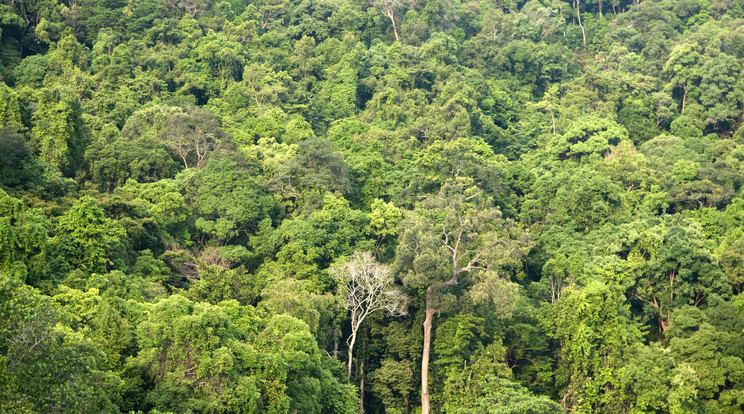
xmin=2 ymin=0 xmax=744 ymax=412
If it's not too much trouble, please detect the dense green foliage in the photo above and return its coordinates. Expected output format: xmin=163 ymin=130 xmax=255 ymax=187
xmin=2 ymin=0 xmax=744 ymax=412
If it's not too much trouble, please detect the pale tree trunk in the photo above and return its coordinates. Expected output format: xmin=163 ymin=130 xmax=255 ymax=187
xmin=599 ymin=0 xmax=603 ymax=19
xmin=347 ymin=332 xmax=357 ymax=379
xmin=421 ymin=275 xmax=458 ymax=414
xmin=421 ymin=299 xmax=435 ymax=414
xmin=576 ymin=0 xmax=586 ymax=48
xmin=386 ymin=10 xmax=400 ymax=42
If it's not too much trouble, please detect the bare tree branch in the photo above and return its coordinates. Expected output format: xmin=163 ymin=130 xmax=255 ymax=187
xmin=331 ymin=251 xmax=407 ymax=379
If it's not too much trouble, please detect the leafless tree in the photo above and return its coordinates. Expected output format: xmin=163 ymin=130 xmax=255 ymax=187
xmin=331 ymin=251 xmax=407 ymax=380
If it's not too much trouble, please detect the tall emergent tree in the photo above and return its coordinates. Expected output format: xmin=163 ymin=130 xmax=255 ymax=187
xmin=397 ymin=179 xmax=526 ymax=414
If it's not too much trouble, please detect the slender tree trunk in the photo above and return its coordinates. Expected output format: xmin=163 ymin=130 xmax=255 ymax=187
xmin=375 ymin=235 xmax=385 ymax=259
xmin=682 ymin=84 xmax=688 ymax=112
xmin=576 ymin=0 xmax=586 ymax=48
xmin=422 ymin=268 xmax=459 ymax=414
xmin=387 ymin=11 xmax=400 ymax=42
xmin=421 ymin=298 xmax=435 ymax=414
xmin=359 ymin=358 xmax=365 ymax=414
xmin=347 ymin=332 xmax=357 ymax=379
xmin=19 ymin=3 xmax=31 ymax=57
xmin=599 ymin=0 xmax=603 ymax=19
xmin=333 ymin=328 xmax=339 ymax=360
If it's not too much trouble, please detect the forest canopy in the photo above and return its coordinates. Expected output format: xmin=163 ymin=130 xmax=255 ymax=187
xmin=2 ymin=0 xmax=744 ymax=412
